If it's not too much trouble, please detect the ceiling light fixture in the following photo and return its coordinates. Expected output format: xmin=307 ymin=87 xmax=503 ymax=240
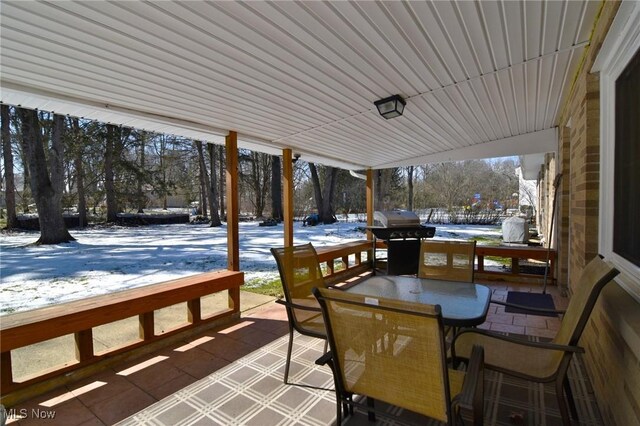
xmin=374 ymin=94 xmax=406 ymax=119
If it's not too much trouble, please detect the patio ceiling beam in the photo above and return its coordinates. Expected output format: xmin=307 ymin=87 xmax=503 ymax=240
xmin=374 ymin=128 xmax=558 ymax=169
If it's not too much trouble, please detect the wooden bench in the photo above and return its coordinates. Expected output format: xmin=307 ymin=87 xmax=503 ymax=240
xmin=475 ymin=245 xmax=556 ymax=284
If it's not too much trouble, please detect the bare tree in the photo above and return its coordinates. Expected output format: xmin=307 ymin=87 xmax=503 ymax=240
xmin=195 ymin=141 xmax=209 ymax=217
xmin=218 ymin=145 xmax=225 ymax=220
xmin=18 ymin=109 xmax=74 ymax=244
xmin=270 ymin=155 xmax=283 ymax=220
xmin=207 ymin=143 xmax=221 ymax=226
xmin=11 ymin=111 xmax=32 ymax=213
xmin=104 ymin=124 xmax=119 ymax=222
xmin=136 ymin=132 xmax=147 ymax=213
xmin=309 ymin=163 xmax=338 ymax=224
xmin=423 ymin=162 xmax=469 ymax=211
xmin=69 ymin=118 xmax=87 ymax=227
xmin=375 ymin=168 xmax=403 ymax=211
xmin=240 ymin=151 xmax=271 ymax=218
xmin=156 ymin=134 xmax=169 ymax=210
xmin=1 ymin=105 xmax=18 ymax=229
xmin=407 ymin=165 xmax=414 ymax=211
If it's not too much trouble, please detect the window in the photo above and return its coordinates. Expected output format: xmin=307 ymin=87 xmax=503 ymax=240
xmin=614 ymin=48 xmax=640 ymax=267
xmin=594 ymin=1 xmax=640 ymax=301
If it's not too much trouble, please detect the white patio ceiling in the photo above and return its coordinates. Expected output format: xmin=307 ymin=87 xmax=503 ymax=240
xmin=0 ymin=1 xmax=600 ymax=170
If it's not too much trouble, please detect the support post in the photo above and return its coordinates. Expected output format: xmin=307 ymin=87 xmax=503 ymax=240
xmin=187 ymin=298 xmax=201 ymax=324
xmin=74 ymin=329 xmax=94 ymax=362
xmin=283 ymin=148 xmax=294 ymax=247
xmin=139 ymin=312 xmax=154 ymax=340
xmin=1 ymin=351 xmax=13 ymax=389
xmin=366 ymin=169 xmax=374 ymax=240
xmin=225 ymin=131 xmax=240 ymax=272
xmin=226 ymin=132 xmax=240 ymax=312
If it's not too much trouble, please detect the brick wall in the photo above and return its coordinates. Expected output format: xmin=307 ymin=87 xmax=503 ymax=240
xmin=557 ymin=126 xmax=570 ymax=289
xmin=550 ymin=1 xmax=640 ymax=424
xmin=566 ymin=71 xmax=601 ymax=282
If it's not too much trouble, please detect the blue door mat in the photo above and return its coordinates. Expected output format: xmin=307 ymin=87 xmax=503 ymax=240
xmin=505 ymin=291 xmax=557 ymax=317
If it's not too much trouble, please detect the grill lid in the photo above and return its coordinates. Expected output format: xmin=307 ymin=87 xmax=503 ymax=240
xmin=373 ymin=210 xmax=420 ymax=228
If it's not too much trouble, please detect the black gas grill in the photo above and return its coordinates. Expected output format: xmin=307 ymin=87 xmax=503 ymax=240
xmin=368 ymin=211 xmax=435 ymax=275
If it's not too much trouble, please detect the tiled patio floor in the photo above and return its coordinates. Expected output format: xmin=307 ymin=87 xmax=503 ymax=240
xmin=5 ymin=281 xmax=570 ymax=425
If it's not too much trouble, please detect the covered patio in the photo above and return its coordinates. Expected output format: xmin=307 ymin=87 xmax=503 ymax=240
xmin=8 ymin=282 xmax=594 ymax=426
xmin=1 ymin=1 xmax=639 ymax=425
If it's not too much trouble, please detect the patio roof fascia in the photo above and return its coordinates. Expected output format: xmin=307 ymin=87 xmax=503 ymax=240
xmin=1 ymin=81 xmax=370 ymax=171
xmin=373 ymin=128 xmax=558 ymax=169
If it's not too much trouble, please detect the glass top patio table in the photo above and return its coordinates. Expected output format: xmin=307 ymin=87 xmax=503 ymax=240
xmin=346 ymin=275 xmax=491 ymax=327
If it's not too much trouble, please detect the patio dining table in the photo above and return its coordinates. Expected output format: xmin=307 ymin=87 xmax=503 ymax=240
xmin=346 ymin=275 xmax=491 ymax=327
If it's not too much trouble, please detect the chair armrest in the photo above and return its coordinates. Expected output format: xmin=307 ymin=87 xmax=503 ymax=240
xmin=315 ymin=350 xmax=333 ymax=366
xmin=453 ymin=328 xmax=584 ymax=354
xmin=490 ymin=299 xmax=566 ymax=316
xmin=455 ymin=344 xmax=484 ymax=420
xmin=275 ymin=298 xmax=322 ymax=312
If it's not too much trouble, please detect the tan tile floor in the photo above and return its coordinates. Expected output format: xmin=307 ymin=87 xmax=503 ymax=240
xmin=5 ymin=281 xmax=566 ymax=425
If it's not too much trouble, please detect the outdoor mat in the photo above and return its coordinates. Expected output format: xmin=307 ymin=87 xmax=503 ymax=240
xmin=118 ymin=333 xmax=602 ymax=425
xmin=505 ymin=291 xmax=557 ymax=317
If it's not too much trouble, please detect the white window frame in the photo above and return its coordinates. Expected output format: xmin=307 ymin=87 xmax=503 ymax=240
xmin=593 ymin=0 xmax=640 ymax=302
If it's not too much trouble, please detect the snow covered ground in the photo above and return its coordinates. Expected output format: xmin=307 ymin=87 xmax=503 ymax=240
xmin=0 ymin=220 xmax=501 ymax=315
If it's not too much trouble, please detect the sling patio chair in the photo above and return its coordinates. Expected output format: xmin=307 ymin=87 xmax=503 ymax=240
xmin=313 ymin=287 xmax=485 ymax=426
xmin=271 ymin=243 xmax=329 ymax=384
xmin=451 ymin=255 xmax=619 ymax=426
xmin=418 ymin=240 xmax=477 ymax=283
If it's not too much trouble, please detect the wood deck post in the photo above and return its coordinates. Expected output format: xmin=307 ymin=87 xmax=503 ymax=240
xmin=1 ymin=351 xmax=13 ymax=389
xmin=226 ymin=131 xmax=240 ymax=312
xmin=187 ymin=298 xmax=201 ymax=324
xmin=283 ymin=148 xmax=294 ymax=248
xmin=74 ymin=329 xmax=94 ymax=362
xmin=139 ymin=312 xmax=154 ymax=340
xmin=366 ymin=169 xmax=374 ymax=241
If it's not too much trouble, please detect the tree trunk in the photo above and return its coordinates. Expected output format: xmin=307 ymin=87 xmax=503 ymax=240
xmin=219 ymin=145 xmax=225 ymax=221
xmin=249 ymin=152 xmax=269 ymax=218
xmin=321 ymin=167 xmax=338 ymax=223
xmin=1 ymin=105 xmax=18 ymax=229
xmin=18 ymin=109 xmax=74 ymax=244
xmin=270 ymin=155 xmax=283 ymax=221
xmin=71 ymin=118 xmax=87 ymax=228
xmin=137 ymin=134 xmax=146 ymax=213
xmin=309 ymin=163 xmax=338 ymax=224
xmin=104 ymin=125 xmax=118 ymax=222
xmin=157 ymin=135 xmax=168 ymax=210
xmin=207 ymin=143 xmax=221 ymax=226
xmin=17 ymin=139 xmax=31 ymax=213
xmin=195 ymin=141 xmax=208 ymax=217
xmin=407 ymin=165 xmax=414 ymax=211
xmin=309 ymin=162 xmax=323 ymax=214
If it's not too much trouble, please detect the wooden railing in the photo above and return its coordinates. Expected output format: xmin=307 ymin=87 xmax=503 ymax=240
xmin=0 ymin=242 xmax=376 ymax=405
xmin=0 ymin=270 xmax=243 ymax=403
xmin=316 ymin=240 xmax=374 ymax=285
xmin=475 ymin=245 xmax=556 ymax=284
xmin=0 ymin=241 xmax=556 ymax=405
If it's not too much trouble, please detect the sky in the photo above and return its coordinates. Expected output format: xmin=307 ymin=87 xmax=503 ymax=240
xmin=0 ymin=219 xmax=502 ymax=315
